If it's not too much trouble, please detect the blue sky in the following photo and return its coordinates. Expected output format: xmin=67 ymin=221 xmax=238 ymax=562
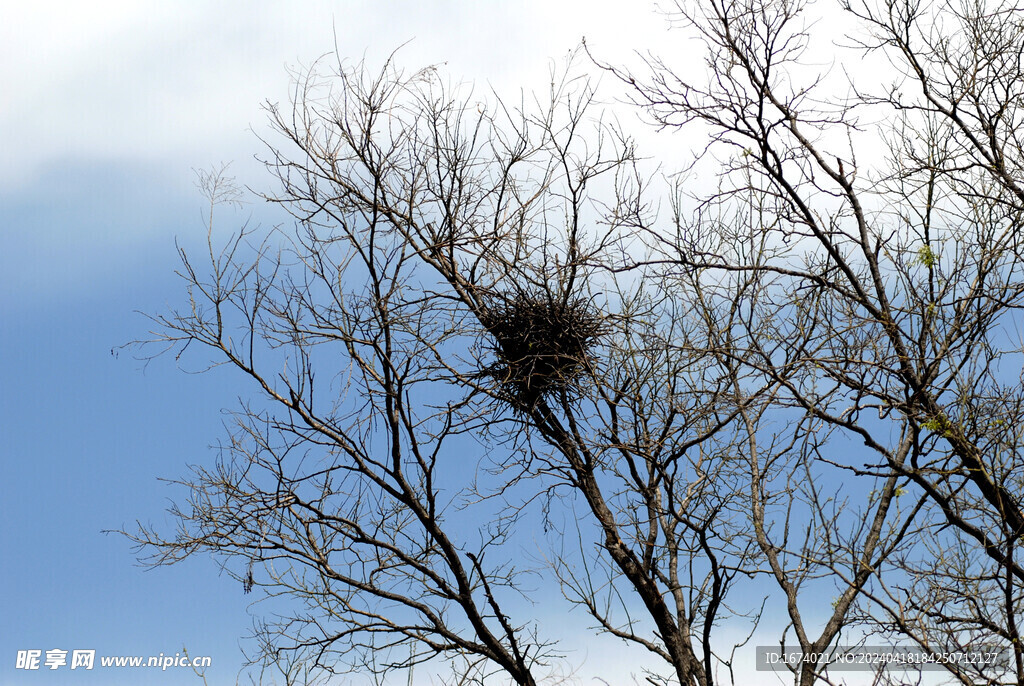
xmin=0 ymin=1 xmax=928 ymax=684
xmin=0 ymin=1 xmax=951 ymax=684
xmin=1 ymin=3 xmax=695 ymax=685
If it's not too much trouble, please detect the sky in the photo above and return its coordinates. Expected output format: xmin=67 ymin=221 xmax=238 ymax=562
xmin=0 ymin=3 xmax=682 ymax=686
xmin=0 ymin=3 xmax=923 ymax=686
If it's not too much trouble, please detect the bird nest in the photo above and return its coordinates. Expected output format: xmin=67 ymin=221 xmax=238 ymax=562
xmin=478 ymin=291 xmax=605 ymax=410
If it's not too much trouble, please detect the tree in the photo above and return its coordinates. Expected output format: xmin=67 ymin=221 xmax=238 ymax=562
xmin=594 ymin=0 xmax=1024 ymax=682
xmin=126 ymin=0 xmax=1024 ymax=683
xmin=130 ymin=54 xmax=765 ymax=686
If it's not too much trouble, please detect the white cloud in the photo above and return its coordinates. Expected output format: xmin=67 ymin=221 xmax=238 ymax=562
xmin=1 ymin=0 xmax=696 ymax=307
xmin=1 ymin=0 xmax=680 ymax=191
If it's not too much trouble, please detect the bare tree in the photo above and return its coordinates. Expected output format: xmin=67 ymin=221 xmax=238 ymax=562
xmin=125 ymin=0 xmax=1024 ymax=682
xmin=596 ymin=0 xmax=1024 ymax=682
xmin=128 ymin=60 xmax=564 ymax=685
xmin=126 ymin=52 xmax=775 ymax=686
